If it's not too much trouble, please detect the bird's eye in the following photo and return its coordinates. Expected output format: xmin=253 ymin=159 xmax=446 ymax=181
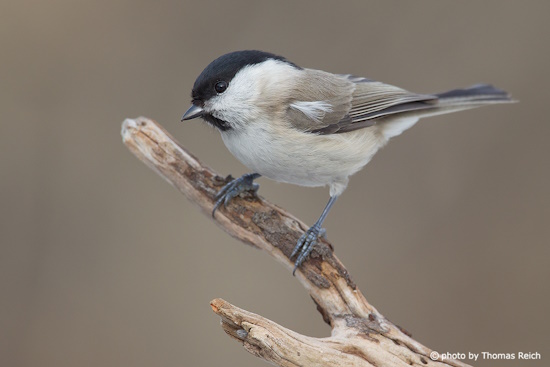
xmin=215 ymin=81 xmax=228 ymax=94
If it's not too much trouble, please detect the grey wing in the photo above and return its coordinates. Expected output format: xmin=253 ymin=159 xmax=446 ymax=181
xmin=285 ymin=71 xmax=437 ymax=134
xmin=285 ymin=69 xmax=355 ymax=132
xmin=286 ymin=72 xmax=513 ymax=135
xmin=311 ymin=75 xmax=438 ymax=134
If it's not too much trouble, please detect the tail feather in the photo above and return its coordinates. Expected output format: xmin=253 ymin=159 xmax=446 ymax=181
xmin=377 ymin=84 xmax=515 ymax=139
xmin=367 ymin=84 xmax=514 ymax=122
xmin=435 ymin=84 xmax=514 ymax=105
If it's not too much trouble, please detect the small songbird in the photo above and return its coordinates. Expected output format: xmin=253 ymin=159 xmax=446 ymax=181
xmin=181 ymin=50 xmax=513 ymax=274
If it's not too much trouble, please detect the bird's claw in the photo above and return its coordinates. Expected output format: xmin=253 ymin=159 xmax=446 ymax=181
xmin=212 ymin=173 xmax=260 ymax=217
xmin=291 ymin=224 xmax=326 ymax=275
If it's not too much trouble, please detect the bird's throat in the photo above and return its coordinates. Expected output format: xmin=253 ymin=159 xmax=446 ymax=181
xmin=202 ymin=114 xmax=232 ymax=131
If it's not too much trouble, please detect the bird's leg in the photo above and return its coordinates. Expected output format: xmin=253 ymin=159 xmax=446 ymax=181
xmin=291 ymin=195 xmax=338 ymax=275
xmin=212 ymin=173 xmax=261 ymax=217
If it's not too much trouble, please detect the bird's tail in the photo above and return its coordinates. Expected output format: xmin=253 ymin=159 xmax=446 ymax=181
xmin=415 ymin=84 xmax=515 ymax=119
xmin=378 ymin=84 xmax=515 ymax=139
xmin=434 ymin=83 xmax=514 ymax=109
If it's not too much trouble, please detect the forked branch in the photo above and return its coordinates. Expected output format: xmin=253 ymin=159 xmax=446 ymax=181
xmin=121 ymin=116 xmax=471 ymax=367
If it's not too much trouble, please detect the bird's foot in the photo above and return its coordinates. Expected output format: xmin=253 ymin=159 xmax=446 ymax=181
xmin=212 ymin=173 xmax=260 ymax=217
xmin=291 ymin=224 xmax=326 ymax=275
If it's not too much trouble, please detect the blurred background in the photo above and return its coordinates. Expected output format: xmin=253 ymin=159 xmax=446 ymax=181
xmin=2 ymin=1 xmax=549 ymax=366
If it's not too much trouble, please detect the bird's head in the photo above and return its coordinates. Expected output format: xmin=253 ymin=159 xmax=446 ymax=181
xmin=181 ymin=50 xmax=301 ymax=131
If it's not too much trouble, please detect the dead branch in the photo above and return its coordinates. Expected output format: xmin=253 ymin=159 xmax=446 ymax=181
xmin=121 ymin=116 xmax=471 ymax=367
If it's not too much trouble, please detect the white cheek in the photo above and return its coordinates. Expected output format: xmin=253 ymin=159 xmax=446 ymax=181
xmin=208 ymin=80 xmax=260 ymax=124
xmin=206 ymin=60 xmax=301 ymax=125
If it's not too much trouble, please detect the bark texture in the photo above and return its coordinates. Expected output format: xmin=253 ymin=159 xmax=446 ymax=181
xmin=121 ymin=116 xmax=471 ymax=367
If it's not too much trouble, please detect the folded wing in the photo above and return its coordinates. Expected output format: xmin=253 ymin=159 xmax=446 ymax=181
xmin=287 ymin=71 xmax=513 ymax=136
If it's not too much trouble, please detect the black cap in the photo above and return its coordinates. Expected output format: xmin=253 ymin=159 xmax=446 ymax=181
xmin=191 ymin=50 xmax=300 ymax=104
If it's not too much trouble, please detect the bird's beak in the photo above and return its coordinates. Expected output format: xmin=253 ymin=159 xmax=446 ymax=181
xmin=181 ymin=104 xmax=204 ymax=121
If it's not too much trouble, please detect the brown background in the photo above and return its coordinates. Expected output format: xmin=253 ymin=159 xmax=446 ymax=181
xmin=2 ymin=1 xmax=549 ymax=366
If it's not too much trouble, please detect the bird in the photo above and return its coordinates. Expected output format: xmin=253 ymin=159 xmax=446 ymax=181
xmin=181 ymin=50 xmax=514 ymax=274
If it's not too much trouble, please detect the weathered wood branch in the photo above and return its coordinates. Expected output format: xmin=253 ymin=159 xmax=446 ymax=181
xmin=121 ymin=116 xmax=471 ymax=367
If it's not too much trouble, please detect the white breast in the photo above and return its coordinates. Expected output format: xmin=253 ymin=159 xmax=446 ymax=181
xmin=220 ymin=120 xmax=387 ymax=196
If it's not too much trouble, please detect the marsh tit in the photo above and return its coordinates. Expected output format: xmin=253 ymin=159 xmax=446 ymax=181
xmin=181 ymin=50 xmax=513 ymax=274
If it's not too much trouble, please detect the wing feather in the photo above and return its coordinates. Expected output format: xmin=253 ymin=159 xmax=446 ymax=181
xmin=285 ymin=69 xmax=354 ymax=131
xmin=286 ymin=71 xmax=436 ymax=134
xmin=286 ymin=72 xmax=513 ymax=135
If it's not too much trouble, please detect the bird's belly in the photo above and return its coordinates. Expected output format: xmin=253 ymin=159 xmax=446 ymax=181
xmin=220 ymin=125 xmax=386 ymax=188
